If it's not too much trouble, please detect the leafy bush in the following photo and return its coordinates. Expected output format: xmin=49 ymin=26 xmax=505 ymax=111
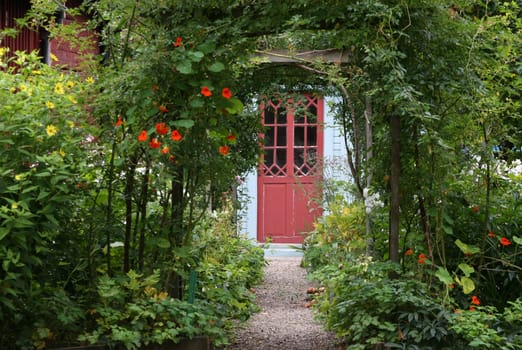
xmin=449 ymin=299 xmax=522 ymax=349
xmin=79 ymin=270 xmax=224 ymax=350
xmin=81 ymin=206 xmax=265 ymax=349
xmin=0 ymin=49 xmax=96 ymax=349
xmin=311 ymin=257 xmax=455 ymax=349
xmin=302 ymin=199 xmax=366 ymax=270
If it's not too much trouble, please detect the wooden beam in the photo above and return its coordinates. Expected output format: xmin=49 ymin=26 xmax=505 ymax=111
xmin=254 ymin=49 xmax=349 ymax=64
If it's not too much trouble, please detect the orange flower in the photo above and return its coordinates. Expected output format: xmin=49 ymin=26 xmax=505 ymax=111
xmin=488 ymin=230 xmax=496 ymax=238
xmin=219 ymin=145 xmax=229 ymax=156
xmin=404 ymin=248 xmax=414 ymax=256
xmin=418 ymin=253 xmax=427 ymax=265
xmin=115 ymin=116 xmax=123 ymax=127
xmin=138 ymin=130 xmax=148 ymax=142
xmin=500 ymin=237 xmax=511 ymax=246
xmin=469 ymin=306 xmax=476 ymax=311
xmin=227 ymin=134 xmax=236 ymax=142
xmin=173 ymin=37 xmax=182 ymax=47
xmin=222 ymin=87 xmax=232 ymax=99
xmin=158 ymin=105 xmax=168 ymax=113
xmin=472 ymin=205 xmax=479 ymax=213
xmin=471 ymin=295 xmax=480 ymax=305
xmin=152 ymin=84 xmax=159 ymax=92
xmin=201 ymin=86 xmax=212 ymax=97
xmin=161 ymin=146 xmax=169 ymax=154
xmin=149 ymin=138 xmax=161 ymax=149
xmin=171 ymin=129 xmax=182 ymax=142
xmin=156 ymin=122 xmax=169 ymax=135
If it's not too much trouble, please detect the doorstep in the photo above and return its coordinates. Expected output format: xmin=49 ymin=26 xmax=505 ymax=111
xmin=260 ymin=243 xmax=303 ymax=258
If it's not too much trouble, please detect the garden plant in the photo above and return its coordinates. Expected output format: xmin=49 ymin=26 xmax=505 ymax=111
xmin=1 ymin=0 xmax=521 ymax=349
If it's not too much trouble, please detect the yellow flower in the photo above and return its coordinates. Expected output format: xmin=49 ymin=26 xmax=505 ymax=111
xmin=50 ymin=53 xmax=59 ymax=62
xmin=15 ymin=174 xmax=23 ymax=181
xmin=55 ymin=82 xmax=65 ymax=95
xmin=11 ymin=202 xmax=18 ymax=210
xmin=0 ymin=47 xmax=5 ymax=56
xmin=59 ymin=149 xmax=66 ymax=157
xmin=31 ymin=70 xmax=42 ymax=75
xmin=85 ymin=76 xmax=95 ymax=84
xmin=19 ymin=84 xmax=27 ymax=92
xmin=67 ymin=120 xmax=75 ymax=128
xmin=46 ymin=101 xmax=55 ymax=109
xmin=66 ymin=81 xmax=75 ymax=89
xmin=46 ymin=125 xmax=58 ymax=137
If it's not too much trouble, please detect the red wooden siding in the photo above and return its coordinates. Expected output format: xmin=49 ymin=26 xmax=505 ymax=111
xmin=0 ymin=0 xmax=40 ymax=59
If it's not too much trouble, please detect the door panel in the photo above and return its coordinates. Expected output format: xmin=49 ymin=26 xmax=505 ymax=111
xmin=258 ymin=95 xmax=323 ymax=244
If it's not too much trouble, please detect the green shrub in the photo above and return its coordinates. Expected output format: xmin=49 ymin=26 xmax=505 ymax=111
xmin=311 ymin=258 xmax=455 ymax=349
xmin=79 ymin=270 xmax=225 ymax=350
xmin=449 ymin=299 xmax=522 ymax=349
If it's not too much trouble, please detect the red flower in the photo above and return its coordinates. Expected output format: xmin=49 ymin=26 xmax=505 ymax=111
xmin=138 ymin=130 xmax=148 ymax=142
xmin=219 ymin=145 xmax=229 ymax=156
xmin=201 ymin=86 xmax=212 ymax=97
xmin=227 ymin=134 xmax=236 ymax=142
xmin=471 ymin=295 xmax=480 ymax=305
xmin=222 ymin=87 xmax=232 ymax=99
xmin=500 ymin=237 xmax=512 ymax=246
xmin=469 ymin=306 xmax=476 ymax=311
xmin=152 ymin=84 xmax=159 ymax=92
xmin=472 ymin=205 xmax=479 ymax=213
xmin=404 ymin=248 xmax=414 ymax=256
xmin=149 ymin=138 xmax=161 ymax=149
xmin=488 ymin=230 xmax=496 ymax=238
xmin=171 ymin=130 xmax=182 ymax=142
xmin=173 ymin=37 xmax=183 ymax=47
xmin=115 ymin=116 xmax=123 ymax=127
xmin=161 ymin=146 xmax=169 ymax=154
xmin=418 ymin=253 xmax=427 ymax=265
xmin=156 ymin=122 xmax=169 ymax=135
xmin=158 ymin=105 xmax=168 ymax=113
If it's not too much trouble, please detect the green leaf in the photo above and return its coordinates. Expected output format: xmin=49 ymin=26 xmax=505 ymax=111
xmin=0 ymin=227 xmax=9 ymax=241
xmin=455 ymin=239 xmax=480 ymax=255
xmin=188 ymin=51 xmax=204 ymax=62
xmin=177 ymin=61 xmax=193 ymax=74
xmin=513 ymin=236 xmax=522 ymax=245
xmin=458 ymin=263 xmax=475 ymax=277
xmin=197 ymin=42 xmax=216 ymax=54
xmin=189 ymin=98 xmax=205 ymax=108
xmin=208 ymin=62 xmax=225 ymax=73
xmin=225 ymin=98 xmax=244 ymax=114
xmin=172 ymin=119 xmax=195 ymax=128
xmin=156 ymin=238 xmax=171 ymax=249
xmin=461 ymin=276 xmax=475 ymax=294
xmin=435 ymin=267 xmax=453 ymax=285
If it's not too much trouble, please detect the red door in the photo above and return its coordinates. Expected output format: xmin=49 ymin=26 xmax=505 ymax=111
xmin=258 ymin=95 xmax=323 ymax=244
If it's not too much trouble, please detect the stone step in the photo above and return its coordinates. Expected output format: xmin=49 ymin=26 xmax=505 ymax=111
xmin=259 ymin=243 xmax=304 ymax=257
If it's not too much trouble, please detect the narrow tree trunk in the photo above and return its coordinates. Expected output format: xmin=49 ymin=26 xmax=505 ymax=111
xmin=123 ymin=155 xmax=137 ymax=273
xmin=105 ymin=141 xmax=117 ymax=276
xmin=389 ymin=114 xmax=401 ymax=264
xmin=364 ymin=95 xmax=374 ymax=255
xmin=167 ymin=170 xmax=184 ymax=299
xmin=138 ymin=156 xmax=150 ymax=271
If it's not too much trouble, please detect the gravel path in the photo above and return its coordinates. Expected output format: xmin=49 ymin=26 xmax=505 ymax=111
xmin=227 ymin=257 xmax=341 ymax=350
